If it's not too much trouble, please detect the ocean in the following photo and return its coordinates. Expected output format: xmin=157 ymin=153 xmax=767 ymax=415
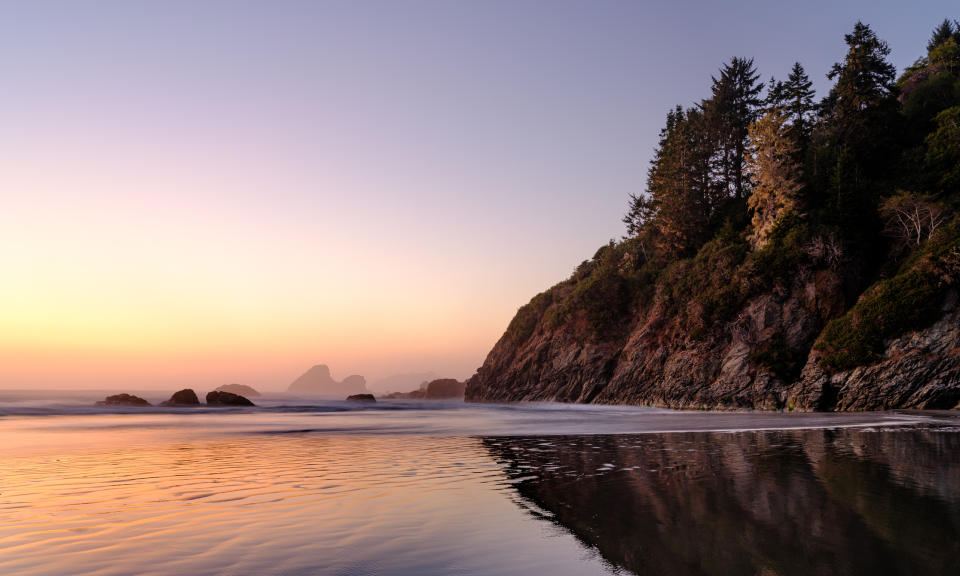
xmin=1 ymin=391 xmax=958 ymax=575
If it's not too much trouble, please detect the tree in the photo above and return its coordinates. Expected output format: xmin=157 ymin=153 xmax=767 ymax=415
xmin=826 ymin=22 xmax=897 ymax=139
xmin=623 ymin=192 xmax=653 ymax=238
xmin=925 ymin=105 xmax=960 ymax=194
xmin=783 ymin=63 xmax=817 ymax=140
xmin=880 ymin=191 xmax=946 ymax=250
xmin=822 ymin=22 xmax=901 ymax=237
xmin=927 ymin=19 xmax=959 ymax=53
xmin=703 ymin=57 xmax=764 ymax=201
xmin=746 ymin=110 xmax=804 ymax=249
xmin=627 ymin=106 xmax=713 ymax=258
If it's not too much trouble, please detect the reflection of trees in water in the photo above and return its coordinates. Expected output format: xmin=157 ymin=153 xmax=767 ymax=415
xmin=483 ymin=428 xmax=960 ymax=576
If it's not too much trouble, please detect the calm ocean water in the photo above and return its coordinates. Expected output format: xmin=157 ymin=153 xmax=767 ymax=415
xmin=1 ymin=391 xmax=958 ymax=575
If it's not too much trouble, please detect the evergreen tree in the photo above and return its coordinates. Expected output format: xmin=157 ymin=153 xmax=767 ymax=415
xmin=765 ymin=76 xmax=788 ymax=110
xmin=927 ymin=19 xmax=958 ymax=53
xmin=821 ymin=22 xmax=901 ymax=238
xmin=826 ymin=22 xmax=897 ymax=139
xmin=746 ymin=110 xmax=804 ymax=249
xmin=925 ymin=105 xmax=960 ymax=195
xmin=783 ymin=63 xmax=816 ymax=140
xmin=623 ymin=192 xmax=653 ymax=238
xmin=703 ymin=57 xmax=764 ymax=201
xmin=631 ymin=106 xmax=713 ymax=257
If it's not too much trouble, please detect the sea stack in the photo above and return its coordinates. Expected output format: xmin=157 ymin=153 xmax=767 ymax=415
xmin=214 ymin=383 xmax=261 ymax=397
xmin=160 ymin=389 xmax=200 ymax=406
xmin=206 ymin=391 xmax=255 ymax=406
xmin=287 ymin=365 xmax=369 ymax=396
xmin=97 ymin=393 xmax=152 ymax=407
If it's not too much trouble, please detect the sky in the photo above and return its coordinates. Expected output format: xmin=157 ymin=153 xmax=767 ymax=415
xmin=0 ymin=0 xmax=955 ymax=391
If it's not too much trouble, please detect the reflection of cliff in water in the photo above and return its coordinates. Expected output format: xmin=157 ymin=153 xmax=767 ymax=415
xmin=483 ymin=426 xmax=960 ymax=576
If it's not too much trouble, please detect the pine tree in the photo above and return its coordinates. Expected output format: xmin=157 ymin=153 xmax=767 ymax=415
xmin=927 ymin=19 xmax=958 ymax=53
xmin=746 ymin=110 xmax=804 ymax=249
xmin=765 ymin=76 xmax=788 ymax=111
xmin=826 ymin=22 xmax=897 ymax=139
xmin=703 ymin=57 xmax=764 ymax=201
xmin=630 ymin=107 xmax=713 ymax=257
xmin=783 ymin=63 xmax=816 ymax=139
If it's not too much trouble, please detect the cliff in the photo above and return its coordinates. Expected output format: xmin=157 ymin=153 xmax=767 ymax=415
xmin=466 ymin=227 xmax=960 ymax=411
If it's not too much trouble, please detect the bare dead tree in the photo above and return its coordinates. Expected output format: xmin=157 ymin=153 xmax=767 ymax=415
xmin=881 ymin=192 xmax=947 ymax=248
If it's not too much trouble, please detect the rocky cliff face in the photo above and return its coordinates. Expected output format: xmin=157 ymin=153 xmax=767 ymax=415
xmin=789 ymin=307 xmax=960 ymax=410
xmin=468 ymin=271 xmax=842 ymax=409
xmin=466 ymin=254 xmax=960 ymax=411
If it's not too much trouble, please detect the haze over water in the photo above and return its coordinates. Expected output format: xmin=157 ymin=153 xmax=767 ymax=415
xmin=2 ymin=394 xmax=958 ymax=575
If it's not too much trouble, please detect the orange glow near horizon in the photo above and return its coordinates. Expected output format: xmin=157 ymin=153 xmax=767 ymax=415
xmin=0 ymin=185 xmax=517 ymax=389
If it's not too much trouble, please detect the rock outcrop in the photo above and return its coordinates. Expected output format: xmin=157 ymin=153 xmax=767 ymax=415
xmin=206 ymin=391 xmax=255 ymax=406
xmin=214 ymin=383 xmax=261 ymax=397
xmin=467 ymin=271 xmax=847 ymax=410
xmin=346 ymin=393 xmax=376 ymax=402
xmin=382 ymin=379 xmax=466 ymax=399
xmin=97 ymin=393 xmax=151 ymax=407
xmin=789 ymin=308 xmax=960 ymax=411
xmin=160 ymin=389 xmax=200 ymax=406
xmin=287 ymin=365 xmax=368 ymax=396
xmin=424 ymin=379 xmax=466 ymax=398
xmin=371 ymin=372 xmax=437 ymax=394
xmin=466 ymin=252 xmax=960 ymax=411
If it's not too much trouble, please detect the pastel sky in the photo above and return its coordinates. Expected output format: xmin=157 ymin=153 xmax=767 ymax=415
xmin=1 ymin=1 xmax=954 ymax=391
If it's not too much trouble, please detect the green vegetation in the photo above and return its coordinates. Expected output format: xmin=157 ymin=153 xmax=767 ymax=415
xmin=505 ymin=19 xmax=960 ymax=375
xmin=751 ymin=335 xmax=807 ymax=382
xmin=815 ymin=223 xmax=960 ymax=370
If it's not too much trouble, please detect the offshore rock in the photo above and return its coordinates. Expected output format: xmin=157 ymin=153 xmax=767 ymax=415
xmin=346 ymin=393 xmax=376 ymax=402
xmin=206 ymin=391 xmax=255 ymax=406
xmin=160 ymin=389 xmax=200 ymax=406
xmin=424 ymin=379 xmax=466 ymax=398
xmin=214 ymin=383 xmax=261 ymax=397
xmin=287 ymin=365 xmax=368 ymax=396
xmin=97 ymin=393 xmax=151 ymax=407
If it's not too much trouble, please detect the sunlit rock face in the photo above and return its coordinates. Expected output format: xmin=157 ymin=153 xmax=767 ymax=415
xmin=287 ymin=365 xmax=368 ymax=396
xmin=484 ymin=427 xmax=960 ymax=576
